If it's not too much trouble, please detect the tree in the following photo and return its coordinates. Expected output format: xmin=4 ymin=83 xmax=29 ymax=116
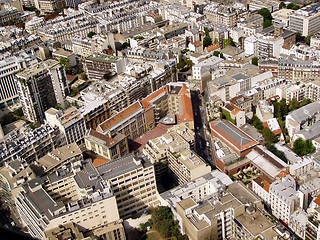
xmin=203 ymin=35 xmax=212 ymax=47
xmin=263 ymin=127 xmax=278 ymax=143
xmin=251 ymin=56 xmax=259 ymax=66
xmin=287 ymin=3 xmax=300 ymax=10
xmin=177 ymin=61 xmax=186 ymax=69
xmin=257 ymin=8 xmax=272 ymax=21
xmin=252 ymin=115 xmax=264 ymax=131
xmin=305 ymin=34 xmax=314 ymax=45
xmin=223 ymin=38 xmax=235 ymax=48
xmin=296 ymin=32 xmax=302 ymax=42
xmin=279 ymin=2 xmax=286 ymax=9
xmin=80 ymin=72 xmax=88 ymax=81
xmin=301 ymin=98 xmax=312 ymax=106
xmin=59 ymin=57 xmax=71 ymax=72
xmin=263 ymin=19 xmax=273 ymax=29
xmin=185 ymin=59 xmax=193 ymax=67
xmin=219 ymin=53 xmax=224 ymax=59
xmin=289 ymin=98 xmax=300 ymax=112
xmin=293 ymin=138 xmax=315 ymax=156
xmin=214 ymin=38 xmax=219 ymax=44
xmin=213 ymin=50 xmax=220 ymax=56
xmin=87 ymin=31 xmax=96 ymax=38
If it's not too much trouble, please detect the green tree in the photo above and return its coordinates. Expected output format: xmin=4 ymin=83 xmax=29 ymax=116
xmin=279 ymin=98 xmax=288 ymax=118
xmin=223 ymin=38 xmax=235 ymax=48
xmin=257 ymin=8 xmax=272 ymax=21
xmin=305 ymin=34 xmax=314 ymax=45
xmin=251 ymin=56 xmax=259 ymax=66
xmin=263 ymin=19 xmax=273 ymax=29
xmin=263 ymin=127 xmax=278 ymax=143
xmin=59 ymin=57 xmax=71 ymax=72
xmin=289 ymin=98 xmax=300 ymax=112
xmin=296 ymin=32 xmax=302 ymax=42
xmin=287 ymin=3 xmax=300 ymax=10
xmin=203 ymin=35 xmax=212 ymax=47
xmin=219 ymin=53 xmax=224 ymax=59
xmin=301 ymin=98 xmax=312 ymax=106
xmin=279 ymin=2 xmax=286 ymax=9
xmin=252 ymin=115 xmax=264 ymax=130
xmin=293 ymin=138 xmax=315 ymax=156
xmin=213 ymin=50 xmax=220 ymax=56
xmin=214 ymin=38 xmax=219 ymax=44
xmin=185 ymin=59 xmax=193 ymax=67
xmin=177 ymin=61 xmax=186 ymax=69
xmin=80 ymin=72 xmax=88 ymax=80
xmin=87 ymin=31 xmax=96 ymax=38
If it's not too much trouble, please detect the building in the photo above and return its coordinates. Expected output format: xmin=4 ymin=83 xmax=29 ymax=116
xmin=96 ymin=154 xmax=158 ymax=219
xmin=192 ymin=56 xmax=223 ymax=80
xmin=0 ymin=122 xmax=65 ymax=165
xmin=85 ymin=129 xmax=129 ymax=161
xmin=15 ymin=159 xmax=125 ymax=240
xmin=84 ymin=54 xmax=126 ymax=81
xmin=0 ymin=52 xmax=39 ymax=109
xmin=160 ymin=170 xmax=280 ymax=240
xmin=0 ymin=7 xmax=19 ymax=25
xmin=16 ymin=60 xmax=69 ymax=123
xmin=289 ymin=3 xmax=320 ymax=37
xmin=45 ymin=107 xmax=87 ymax=145
xmin=204 ymin=4 xmax=247 ymax=28
xmin=285 ymin=101 xmax=320 ymax=137
xmin=38 ymin=0 xmax=65 ymax=14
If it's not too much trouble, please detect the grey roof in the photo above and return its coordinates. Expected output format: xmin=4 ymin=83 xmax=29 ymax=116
xmin=97 ymin=154 xmax=141 ymax=180
xmin=295 ymin=121 xmax=320 ymax=140
xmin=212 ymin=120 xmax=257 ymax=148
xmin=288 ymin=101 xmax=320 ymax=123
xmin=232 ymin=73 xmax=249 ymax=81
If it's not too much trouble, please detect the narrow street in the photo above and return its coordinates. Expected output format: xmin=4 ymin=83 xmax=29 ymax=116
xmin=191 ymin=90 xmax=215 ymax=168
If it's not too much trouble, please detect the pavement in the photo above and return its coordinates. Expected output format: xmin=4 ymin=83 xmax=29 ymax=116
xmin=123 ymin=214 xmax=151 ymax=230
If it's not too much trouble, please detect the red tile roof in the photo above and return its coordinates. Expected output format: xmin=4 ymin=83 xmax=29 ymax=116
xmin=193 ymin=41 xmax=202 ymax=47
xmin=206 ymin=44 xmax=220 ymax=52
xmin=140 ymin=86 xmax=167 ymax=110
xmin=98 ymin=101 xmax=142 ymax=132
xmin=314 ymin=194 xmax=320 ymax=207
xmin=179 ymin=94 xmax=194 ymax=122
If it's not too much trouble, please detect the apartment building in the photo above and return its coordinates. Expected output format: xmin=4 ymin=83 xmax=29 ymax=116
xmin=0 ymin=7 xmax=19 ymax=25
xmin=84 ymin=54 xmax=126 ymax=81
xmin=45 ymin=107 xmax=87 ymax=145
xmin=16 ymin=60 xmax=69 ymax=123
xmin=85 ymin=129 xmax=129 ymax=161
xmin=204 ymin=4 xmax=247 ymax=28
xmin=38 ymin=13 xmax=99 ymax=42
xmin=38 ymin=0 xmax=65 ymax=14
xmin=257 ymin=34 xmax=284 ymax=59
xmin=160 ymin=171 xmax=279 ymax=240
xmin=289 ymin=3 xmax=320 ymax=37
xmin=270 ymin=175 xmax=300 ymax=225
xmin=311 ymin=33 xmax=320 ymax=49
xmin=285 ymin=101 xmax=320 ymax=137
xmin=0 ymin=52 xmax=38 ymax=109
xmin=167 ymin=149 xmax=211 ymax=185
xmin=15 ymin=159 xmax=125 ymax=240
xmin=0 ymin=123 xmax=65 ymax=165
xmin=96 ymin=154 xmax=158 ymax=219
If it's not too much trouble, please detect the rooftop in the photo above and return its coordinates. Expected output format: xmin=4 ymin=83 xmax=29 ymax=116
xmin=210 ymin=119 xmax=258 ymax=151
xmin=86 ymin=53 xmax=121 ymax=63
xmin=288 ymin=101 xmax=320 ymax=123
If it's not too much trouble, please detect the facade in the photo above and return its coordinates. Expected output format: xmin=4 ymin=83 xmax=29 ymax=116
xmin=0 ymin=7 xmax=19 ymax=25
xmin=0 ymin=52 xmax=38 ymax=109
xmin=96 ymin=154 xmax=158 ymax=219
xmin=84 ymin=54 xmax=126 ymax=81
xmin=85 ymin=129 xmax=129 ymax=161
xmin=45 ymin=107 xmax=87 ymax=145
xmin=289 ymin=3 xmax=320 ymax=37
xmin=16 ymin=60 xmax=69 ymax=123
xmin=0 ymin=123 xmax=65 ymax=165
xmin=15 ymin=159 xmax=125 ymax=240
xmin=38 ymin=0 xmax=65 ymax=14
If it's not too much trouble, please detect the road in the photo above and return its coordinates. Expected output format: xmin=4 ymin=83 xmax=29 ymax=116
xmin=191 ymin=90 xmax=215 ymax=168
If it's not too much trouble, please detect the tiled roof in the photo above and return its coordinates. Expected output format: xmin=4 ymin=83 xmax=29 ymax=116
xmin=179 ymin=94 xmax=194 ymax=122
xmin=140 ymin=86 xmax=167 ymax=110
xmin=98 ymin=101 xmax=142 ymax=132
xmin=88 ymin=129 xmax=117 ymax=147
xmin=206 ymin=44 xmax=220 ymax=52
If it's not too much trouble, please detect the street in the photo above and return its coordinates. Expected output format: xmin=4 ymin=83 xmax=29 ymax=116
xmin=191 ymin=90 xmax=215 ymax=168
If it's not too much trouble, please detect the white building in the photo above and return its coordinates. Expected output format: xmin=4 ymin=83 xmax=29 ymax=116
xmin=244 ymin=35 xmax=257 ymax=56
xmin=192 ymin=56 xmax=223 ymax=80
xmin=45 ymin=107 xmax=87 ymax=145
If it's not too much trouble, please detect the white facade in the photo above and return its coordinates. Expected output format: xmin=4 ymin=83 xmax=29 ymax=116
xmin=244 ymin=35 xmax=257 ymax=56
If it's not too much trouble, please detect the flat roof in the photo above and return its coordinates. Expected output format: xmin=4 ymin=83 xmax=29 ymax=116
xmin=97 ymin=154 xmax=142 ymax=180
xmin=86 ymin=53 xmax=121 ymax=63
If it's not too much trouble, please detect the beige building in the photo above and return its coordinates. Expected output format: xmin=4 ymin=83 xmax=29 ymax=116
xmin=96 ymin=154 xmax=158 ymax=219
xmin=85 ymin=129 xmax=129 ymax=161
xmin=167 ymin=149 xmax=211 ymax=185
xmin=15 ymin=158 xmax=126 ymax=240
